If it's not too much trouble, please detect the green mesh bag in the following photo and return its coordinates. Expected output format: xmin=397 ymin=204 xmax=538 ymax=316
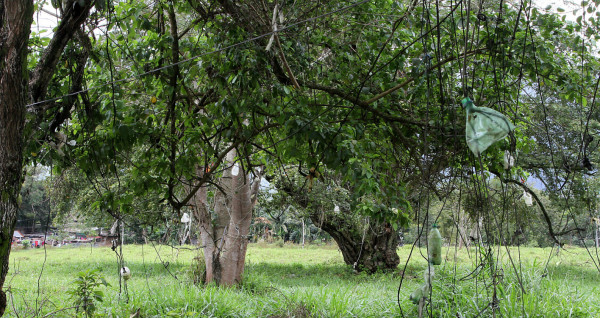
xmin=462 ymin=97 xmax=515 ymax=156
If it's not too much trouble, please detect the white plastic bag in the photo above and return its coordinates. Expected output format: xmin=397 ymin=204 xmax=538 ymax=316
xmin=523 ymin=191 xmax=533 ymax=206
xmin=504 ymin=150 xmax=515 ymax=170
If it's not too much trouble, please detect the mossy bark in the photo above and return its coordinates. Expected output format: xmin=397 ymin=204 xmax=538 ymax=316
xmin=0 ymin=204 xmax=17 ymax=316
xmin=0 ymin=1 xmax=34 ymax=315
xmin=1 ymin=2 xmax=92 ymax=315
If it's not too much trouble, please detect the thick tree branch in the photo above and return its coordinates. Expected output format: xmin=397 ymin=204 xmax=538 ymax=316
xmin=48 ymin=32 xmax=90 ymax=134
xmin=0 ymin=2 xmax=4 ymax=36
xmin=29 ymin=0 xmax=93 ymax=104
xmin=166 ymin=2 xmax=181 ymax=210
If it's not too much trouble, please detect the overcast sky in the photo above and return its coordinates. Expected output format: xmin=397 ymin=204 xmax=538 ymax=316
xmin=32 ymin=0 xmax=580 ymax=35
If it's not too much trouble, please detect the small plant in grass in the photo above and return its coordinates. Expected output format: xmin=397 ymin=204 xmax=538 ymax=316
xmin=275 ymin=238 xmax=285 ymax=247
xmin=67 ymin=269 xmax=110 ymax=317
xmin=21 ymin=240 xmax=30 ymax=250
xmin=190 ymin=254 xmax=206 ymax=285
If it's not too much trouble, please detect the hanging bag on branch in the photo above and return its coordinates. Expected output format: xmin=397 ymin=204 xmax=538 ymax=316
xmin=504 ymin=150 xmax=515 ymax=170
xmin=462 ymin=97 xmax=515 ymax=156
xmin=428 ymin=224 xmax=442 ymax=265
xmin=523 ymin=190 xmax=533 ymax=206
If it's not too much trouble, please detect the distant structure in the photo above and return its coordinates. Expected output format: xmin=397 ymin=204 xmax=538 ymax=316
xmin=12 ymin=231 xmax=24 ymax=242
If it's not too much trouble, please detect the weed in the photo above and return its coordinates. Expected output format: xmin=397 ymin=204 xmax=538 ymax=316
xmin=189 ymin=253 xmax=206 ymax=285
xmin=275 ymin=238 xmax=285 ymax=247
xmin=67 ymin=269 xmax=110 ymax=317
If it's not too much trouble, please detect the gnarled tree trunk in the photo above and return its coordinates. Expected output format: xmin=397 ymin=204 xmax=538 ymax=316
xmin=314 ymin=214 xmax=399 ymax=273
xmin=191 ymin=149 xmax=262 ymax=285
xmin=279 ymin=181 xmax=399 ymax=273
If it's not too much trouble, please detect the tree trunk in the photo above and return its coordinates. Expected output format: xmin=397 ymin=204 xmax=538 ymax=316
xmin=1 ymin=1 xmax=92 ymax=315
xmin=191 ymin=168 xmax=216 ymax=283
xmin=278 ymin=181 xmax=399 ymax=273
xmin=302 ymin=218 xmax=305 ymax=248
xmin=0 ymin=1 xmax=34 ymax=315
xmin=191 ymin=150 xmax=262 ymax=286
xmin=596 ymin=223 xmax=600 ymax=248
xmin=312 ymin=213 xmax=399 ymax=273
xmin=455 ymin=209 xmax=471 ymax=249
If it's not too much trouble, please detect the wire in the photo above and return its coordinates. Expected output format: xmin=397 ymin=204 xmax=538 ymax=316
xmin=26 ymin=0 xmax=370 ymax=108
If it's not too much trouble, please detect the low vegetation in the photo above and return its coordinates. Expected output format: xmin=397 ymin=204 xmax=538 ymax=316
xmin=4 ymin=243 xmax=599 ymax=317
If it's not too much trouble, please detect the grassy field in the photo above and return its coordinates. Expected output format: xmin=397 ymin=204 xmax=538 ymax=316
xmin=4 ymin=243 xmax=600 ymax=317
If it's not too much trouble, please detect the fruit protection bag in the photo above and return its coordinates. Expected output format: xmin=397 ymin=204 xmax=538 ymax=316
xmin=462 ymin=97 xmax=515 ymax=156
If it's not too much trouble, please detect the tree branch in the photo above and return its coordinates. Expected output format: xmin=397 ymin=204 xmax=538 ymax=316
xmin=364 ymin=48 xmax=485 ymax=105
xmin=174 ymin=123 xmax=279 ymax=209
xmin=29 ymin=0 xmax=93 ymax=104
xmin=166 ymin=2 xmax=181 ymax=210
xmin=490 ymin=170 xmax=584 ymax=245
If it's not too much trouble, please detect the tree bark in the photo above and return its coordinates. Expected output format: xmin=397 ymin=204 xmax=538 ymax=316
xmin=0 ymin=1 xmax=92 ymax=315
xmin=0 ymin=1 xmax=34 ymax=315
xmin=191 ymin=150 xmax=262 ymax=286
xmin=192 ymin=180 xmax=215 ymax=282
xmin=311 ymin=213 xmax=399 ymax=273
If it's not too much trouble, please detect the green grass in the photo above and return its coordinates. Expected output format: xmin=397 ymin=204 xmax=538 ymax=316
xmin=4 ymin=243 xmax=600 ymax=317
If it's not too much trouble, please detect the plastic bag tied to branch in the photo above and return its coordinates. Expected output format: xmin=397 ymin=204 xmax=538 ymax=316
xmin=462 ymin=97 xmax=515 ymax=156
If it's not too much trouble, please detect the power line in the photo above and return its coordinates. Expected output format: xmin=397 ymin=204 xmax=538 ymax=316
xmin=26 ymin=0 xmax=369 ymax=108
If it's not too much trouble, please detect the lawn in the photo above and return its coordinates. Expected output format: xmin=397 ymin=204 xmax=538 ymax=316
xmin=5 ymin=243 xmax=600 ymax=317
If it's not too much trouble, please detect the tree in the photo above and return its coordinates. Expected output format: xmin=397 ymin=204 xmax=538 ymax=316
xmin=276 ymin=170 xmax=404 ymax=272
xmin=191 ymin=149 xmax=263 ymax=285
xmin=0 ymin=1 xmax=93 ymax=314
xmin=11 ymin=1 xmax=600 ymax=304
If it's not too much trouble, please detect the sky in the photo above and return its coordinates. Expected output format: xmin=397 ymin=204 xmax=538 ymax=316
xmin=32 ymin=0 xmax=580 ymax=35
xmin=32 ymin=4 xmax=60 ymax=34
